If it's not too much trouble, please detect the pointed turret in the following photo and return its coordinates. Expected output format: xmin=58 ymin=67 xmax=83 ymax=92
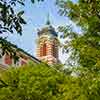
xmin=36 ymin=16 xmax=59 ymax=65
xmin=37 ymin=14 xmax=58 ymax=37
xmin=46 ymin=13 xmax=51 ymax=25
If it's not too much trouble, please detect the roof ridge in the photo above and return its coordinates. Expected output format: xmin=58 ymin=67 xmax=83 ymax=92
xmin=0 ymin=37 xmax=41 ymax=63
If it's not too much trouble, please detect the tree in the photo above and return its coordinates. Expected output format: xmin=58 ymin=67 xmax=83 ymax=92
xmin=57 ymin=0 xmax=100 ymax=69
xmin=0 ymin=63 xmax=100 ymax=100
xmin=0 ymin=0 xmax=44 ymax=58
xmin=56 ymin=1 xmax=100 ymax=99
xmin=0 ymin=63 xmax=65 ymax=100
xmin=0 ymin=0 xmax=44 ymax=34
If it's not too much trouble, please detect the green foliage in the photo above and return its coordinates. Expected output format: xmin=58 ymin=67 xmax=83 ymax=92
xmin=0 ymin=0 xmax=26 ymax=59
xmin=0 ymin=0 xmax=26 ymax=35
xmin=0 ymin=0 xmax=44 ymax=35
xmin=57 ymin=0 xmax=100 ymax=34
xmin=71 ymin=35 xmax=100 ymax=68
xmin=0 ymin=0 xmax=45 ymax=58
xmin=0 ymin=38 xmax=19 ymax=61
xmin=57 ymin=0 xmax=100 ymax=97
xmin=31 ymin=0 xmax=44 ymax=3
xmin=57 ymin=0 xmax=100 ymax=69
xmin=0 ymin=63 xmax=100 ymax=100
xmin=0 ymin=63 xmax=65 ymax=100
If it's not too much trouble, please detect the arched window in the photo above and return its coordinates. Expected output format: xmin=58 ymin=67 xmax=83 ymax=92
xmin=5 ymin=54 xmax=12 ymax=65
xmin=43 ymin=43 xmax=47 ymax=56
xmin=40 ymin=43 xmax=47 ymax=57
xmin=52 ymin=44 xmax=58 ymax=58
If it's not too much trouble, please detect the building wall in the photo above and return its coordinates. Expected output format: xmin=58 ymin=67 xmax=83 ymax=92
xmin=0 ymin=54 xmax=27 ymax=67
xmin=37 ymin=35 xmax=59 ymax=65
xmin=0 ymin=50 xmax=36 ymax=68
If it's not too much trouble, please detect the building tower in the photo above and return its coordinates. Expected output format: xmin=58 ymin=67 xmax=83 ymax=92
xmin=36 ymin=18 xmax=59 ymax=65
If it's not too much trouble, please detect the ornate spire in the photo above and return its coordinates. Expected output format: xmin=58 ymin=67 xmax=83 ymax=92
xmin=46 ymin=13 xmax=51 ymax=25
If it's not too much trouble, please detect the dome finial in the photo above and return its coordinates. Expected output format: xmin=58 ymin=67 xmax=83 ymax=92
xmin=46 ymin=13 xmax=51 ymax=25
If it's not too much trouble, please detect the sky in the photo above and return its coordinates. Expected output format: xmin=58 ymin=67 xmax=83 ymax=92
xmin=3 ymin=0 xmax=78 ymax=63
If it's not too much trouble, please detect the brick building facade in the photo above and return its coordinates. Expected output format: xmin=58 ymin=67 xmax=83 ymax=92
xmin=0 ymin=38 xmax=40 ymax=69
xmin=0 ymin=20 xmax=59 ymax=69
xmin=36 ymin=21 xmax=59 ymax=65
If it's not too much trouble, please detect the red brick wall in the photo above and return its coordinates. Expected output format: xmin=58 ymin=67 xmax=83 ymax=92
xmin=4 ymin=54 xmax=28 ymax=66
xmin=37 ymin=38 xmax=58 ymax=64
xmin=21 ymin=60 xmax=26 ymax=65
xmin=4 ymin=55 xmax=12 ymax=65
